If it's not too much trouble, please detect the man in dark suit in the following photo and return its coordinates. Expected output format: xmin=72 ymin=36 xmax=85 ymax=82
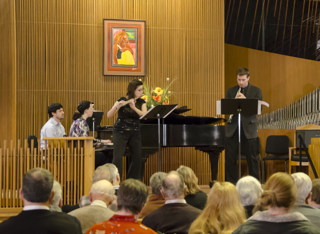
xmin=142 ymin=171 xmax=201 ymax=234
xmin=225 ymin=67 xmax=262 ymax=184
xmin=0 ymin=168 xmax=82 ymax=234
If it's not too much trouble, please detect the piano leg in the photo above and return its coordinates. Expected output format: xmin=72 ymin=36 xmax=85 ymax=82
xmin=140 ymin=149 xmax=158 ymax=181
xmin=208 ymin=152 xmax=220 ymax=181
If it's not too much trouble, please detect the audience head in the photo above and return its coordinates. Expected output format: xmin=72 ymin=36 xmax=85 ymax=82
xmin=177 ymin=165 xmax=200 ymax=195
xmin=92 ymin=163 xmax=120 ymax=185
xmin=89 ymin=180 xmax=115 ymax=206
xmin=255 ymin=172 xmax=297 ymax=212
xmin=127 ymin=79 xmax=143 ymax=99
xmin=308 ymin=179 xmax=320 ymax=207
xmin=21 ymin=168 xmax=54 ymax=204
xmin=189 ymin=182 xmax=246 ymax=234
xmin=292 ymin=172 xmax=312 ymax=202
xmin=72 ymin=101 xmax=94 ymax=120
xmin=51 ymin=180 xmax=62 ymax=207
xmin=161 ymin=171 xmax=186 ymax=199
xmin=236 ymin=176 xmax=263 ymax=206
xmin=117 ymin=179 xmax=148 ymax=215
xmin=47 ymin=103 xmax=64 ymax=120
xmin=150 ymin=172 xmax=167 ymax=195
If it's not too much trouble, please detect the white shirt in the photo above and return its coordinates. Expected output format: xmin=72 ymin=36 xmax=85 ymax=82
xmin=165 ymin=199 xmax=187 ymax=205
xmin=40 ymin=118 xmax=66 ymax=149
xmin=91 ymin=200 xmax=107 ymax=208
xmin=23 ymin=205 xmax=49 ymax=211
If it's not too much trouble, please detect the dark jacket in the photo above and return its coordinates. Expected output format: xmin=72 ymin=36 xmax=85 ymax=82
xmin=0 ymin=209 xmax=82 ymax=234
xmin=232 ymin=210 xmax=320 ymax=234
xmin=142 ymin=202 xmax=201 ymax=234
xmin=225 ymin=83 xmax=262 ymax=139
xmin=185 ymin=190 xmax=207 ymax=210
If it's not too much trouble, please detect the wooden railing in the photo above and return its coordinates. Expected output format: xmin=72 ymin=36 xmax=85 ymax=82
xmin=309 ymin=138 xmax=320 ymax=180
xmin=0 ymin=137 xmax=94 ymax=210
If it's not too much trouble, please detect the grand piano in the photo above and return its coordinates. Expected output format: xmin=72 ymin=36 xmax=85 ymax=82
xmin=94 ymin=107 xmax=226 ymax=181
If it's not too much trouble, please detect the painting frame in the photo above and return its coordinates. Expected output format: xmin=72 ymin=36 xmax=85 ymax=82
xmin=103 ymin=19 xmax=146 ymax=76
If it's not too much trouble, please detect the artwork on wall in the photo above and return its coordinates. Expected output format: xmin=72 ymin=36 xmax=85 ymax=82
xmin=103 ymin=19 xmax=146 ymax=76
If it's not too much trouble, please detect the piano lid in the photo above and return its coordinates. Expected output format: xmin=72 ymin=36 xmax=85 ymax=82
xmin=140 ymin=106 xmax=226 ymax=125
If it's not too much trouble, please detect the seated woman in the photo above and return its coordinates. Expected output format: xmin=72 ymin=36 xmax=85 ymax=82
xmin=236 ymin=176 xmax=263 ymax=218
xmin=69 ymin=101 xmax=111 ymax=168
xmin=177 ymin=165 xmax=207 ymax=210
xmin=233 ymin=172 xmax=320 ymax=234
xmin=189 ymin=182 xmax=246 ymax=234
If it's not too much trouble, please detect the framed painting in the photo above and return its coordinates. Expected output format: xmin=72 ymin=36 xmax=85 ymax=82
xmin=103 ymin=19 xmax=146 ymax=76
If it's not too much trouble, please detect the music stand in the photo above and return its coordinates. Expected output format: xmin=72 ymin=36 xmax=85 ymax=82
xmin=140 ymin=104 xmax=178 ymax=171
xmin=86 ymin=111 xmax=104 ymax=137
xmin=217 ymin=99 xmax=268 ymax=179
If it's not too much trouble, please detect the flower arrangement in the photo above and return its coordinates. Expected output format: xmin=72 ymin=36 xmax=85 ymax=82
xmin=141 ymin=77 xmax=175 ymax=109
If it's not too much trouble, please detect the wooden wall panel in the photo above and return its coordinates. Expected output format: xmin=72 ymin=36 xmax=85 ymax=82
xmin=225 ymin=43 xmax=320 ymax=113
xmin=12 ymin=0 xmax=225 ymax=185
xmin=0 ymin=0 xmax=16 ymax=145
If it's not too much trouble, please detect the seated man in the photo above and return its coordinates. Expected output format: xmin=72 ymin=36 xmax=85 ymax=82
xmin=62 ymin=163 xmax=120 ymax=213
xmin=0 ymin=168 xmax=82 ymax=234
xmin=139 ymin=172 xmax=167 ymax=219
xmin=308 ymin=178 xmax=320 ymax=209
xmin=68 ymin=180 xmax=115 ymax=234
xmin=40 ymin=103 xmax=66 ymax=149
xmin=87 ymin=179 xmax=156 ymax=234
xmin=49 ymin=180 xmax=62 ymax=212
xmin=142 ymin=171 xmax=201 ymax=234
xmin=291 ymin=173 xmax=320 ymax=228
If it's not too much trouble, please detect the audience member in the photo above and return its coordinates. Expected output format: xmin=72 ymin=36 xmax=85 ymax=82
xmin=87 ymin=179 xmax=156 ymax=234
xmin=40 ymin=103 xmax=66 ymax=149
xmin=68 ymin=180 xmax=115 ymax=234
xmin=236 ymin=175 xmax=263 ymax=217
xmin=142 ymin=171 xmax=201 ymax=234
xmin=291 ymin=172 xmax=320 ymax=228
xmin=177 ymin=165 xmax=207 ymax=210
xmin=62 ymin=163 xmax=120 ymax=213
xmin=233 ymin=172 xmax=320 ymax=234
xmin=50 ymin=180 xmax=62 ymax=212
xmin=189 ymin=182 xmax=246 ymax=234
xmin=308 ymin=179 xmax=320 ymax=208
xmin=0 ymin=168 xmax=82 ymax=234
xmin=139 ymin=172 xmax=167 ymax=219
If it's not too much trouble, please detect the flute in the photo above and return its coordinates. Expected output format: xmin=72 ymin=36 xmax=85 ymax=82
xmin=228 ymin=87 xmax=242 ymax=123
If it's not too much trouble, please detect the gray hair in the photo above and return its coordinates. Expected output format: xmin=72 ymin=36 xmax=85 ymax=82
xmin=150 ymin=172 xmax=167 ymax=195
xmin=92 ymin=163 xmax=118 ymax=184
xmin=90 ymin=180 xmax=115 ymax=200
xmin=236 ymin=176 xmax=263 ymax=206
xmin=22 ymin=168 xmax=54 ymax=202
xmin=292 ymin=172 xmax=312 ymax=202
xmin=162 ymin=171 xmax=185 ymax=199
xmin=51 ymin=180 xmax=62 ymax=206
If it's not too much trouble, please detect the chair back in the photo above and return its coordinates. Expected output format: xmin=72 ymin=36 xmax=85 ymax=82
xmin=265 ymin=135 xmax=289 ymax=155
xmin=27 ymin=135 xmax=38 ymax=151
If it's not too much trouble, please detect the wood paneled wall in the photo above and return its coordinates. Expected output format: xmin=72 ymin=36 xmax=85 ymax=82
xmin=0 ymin=0 xmax=16 ymax=144
xmin=225 ymin=44 xmax=320 ymax=113
xmin=2 ymin=0 xmax=225 ymax=185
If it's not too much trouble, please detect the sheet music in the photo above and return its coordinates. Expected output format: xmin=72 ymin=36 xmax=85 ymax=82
xmin=258 ymin=100 xmax=269 ymax=115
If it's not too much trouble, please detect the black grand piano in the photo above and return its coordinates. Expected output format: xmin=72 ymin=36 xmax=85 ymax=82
xmin=93 ymin=107 xmax=226 ymax=181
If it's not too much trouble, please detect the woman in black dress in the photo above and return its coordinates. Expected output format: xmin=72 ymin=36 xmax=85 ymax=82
xmin=107 ymin=79 xmax=147 ymax=180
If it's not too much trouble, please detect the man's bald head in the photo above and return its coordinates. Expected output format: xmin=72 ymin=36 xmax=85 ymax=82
xmin=161 ymin=171 xmax=185 ymax=199
xmin=90 ymin=180 xmax=115 ymax=203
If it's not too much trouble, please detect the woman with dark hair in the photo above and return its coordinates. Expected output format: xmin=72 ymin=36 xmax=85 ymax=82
xmin=69 ymin=101 xmax=112 ymax=168
xmin=107 ymin=79 xmax=147 ymax=180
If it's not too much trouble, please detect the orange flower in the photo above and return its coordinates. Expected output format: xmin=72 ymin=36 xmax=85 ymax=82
xmin=141 ymin=95 xmax=148 ymax=101
xmin=153 ymin=95 xmax=161 ymax=102
xmin=163 ymin=99 xmax=169 ymax=105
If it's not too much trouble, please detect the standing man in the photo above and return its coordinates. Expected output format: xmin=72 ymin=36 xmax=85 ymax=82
xmin=225 ymin=67 xmax=262 ymax=184
xmin=40 ymin=103 xmax=66 ymax=149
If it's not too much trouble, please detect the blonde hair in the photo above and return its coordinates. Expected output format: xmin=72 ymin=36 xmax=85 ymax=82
xmin=177 ymin=165 xmax=200 ymax=195
xmin=189 ymin=182 xmax=246 ymax=234
xmin=253 ymin=172 xmax=297 ymax=213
